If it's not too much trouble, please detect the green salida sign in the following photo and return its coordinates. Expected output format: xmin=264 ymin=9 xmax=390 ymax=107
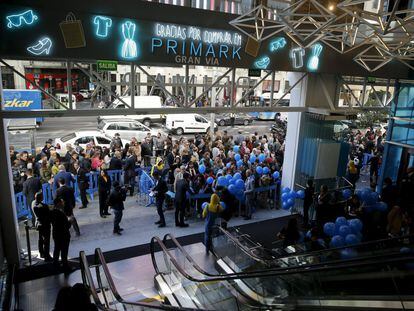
xmin=97 ymin=60 xmax=118 ymax=71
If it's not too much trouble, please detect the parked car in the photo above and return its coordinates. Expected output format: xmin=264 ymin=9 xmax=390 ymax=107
xmin=54 ymin=93 xmax=77 ymax=109
xmin=98 ymin=118 xmax=163 ymax=141
xmin=165 ymin=114 xmax=217 ymax=135
xmin=54 ymin=131 xmax=128 ymax=155
xmin=215 ymin=113 xmax=253 ymax=126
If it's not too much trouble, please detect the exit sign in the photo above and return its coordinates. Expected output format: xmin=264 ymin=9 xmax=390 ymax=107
xmin=248 ymin=69 xmax=261 ymax=77
xmin=97 ymin=60 xmax=118 ymax=71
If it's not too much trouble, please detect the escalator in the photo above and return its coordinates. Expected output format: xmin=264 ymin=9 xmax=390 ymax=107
xmin=151 ymin=232 xmax=414 ymax=310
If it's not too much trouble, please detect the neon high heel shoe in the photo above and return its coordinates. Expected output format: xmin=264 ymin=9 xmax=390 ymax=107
xmin=27 ymin=37 xmax=52 ymax=56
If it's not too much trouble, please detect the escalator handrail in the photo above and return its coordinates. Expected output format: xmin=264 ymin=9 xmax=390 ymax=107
xmin=79 ymin=251 xmax=114 ymax=311
xmin=94 ymin=248 xmax=199 ymax=311
xmin=160 ymin=232 xmax=414 ymax=280
xmin=150 ymin=234 xmax=414 ymax=282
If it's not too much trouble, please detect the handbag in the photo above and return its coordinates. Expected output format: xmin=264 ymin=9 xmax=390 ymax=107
xmin=60 ymin=12 xmax=86 ymax=48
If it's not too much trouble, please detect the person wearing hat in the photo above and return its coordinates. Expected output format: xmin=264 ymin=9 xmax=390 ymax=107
xmin=203 ymin=193 xmax=224 ymax=254
xmin=42 ymin=139 xmax=53 ymax=160
xmin=110 ymin=133 xmax=123 ymax=151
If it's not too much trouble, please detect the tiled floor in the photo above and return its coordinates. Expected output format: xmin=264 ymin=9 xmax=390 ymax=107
xmin=19 ymin=196 xmax=290 ymax=259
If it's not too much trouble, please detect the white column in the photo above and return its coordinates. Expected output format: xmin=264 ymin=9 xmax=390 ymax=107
xmin=281 ymin=72 xmax=308 ymax=189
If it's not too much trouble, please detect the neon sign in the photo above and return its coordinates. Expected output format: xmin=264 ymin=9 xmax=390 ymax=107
xmin=269 ymin=37 xmax=287 ymax=52
xmin=27 ymin=37 xmax=52 ymax=55
xmin=290 ymin=47 xmax=305 ymax=69
xmin=93 ymin=16 xmax=112 ymax=38
xmin=254 ymin=56 xmax=270 ymax=69
xmin=6 ymin=10 xmax=38 ymax=29
xmin=307 ymin=43 xmax=323 ymax=71
xmin=121 ymin=21 xmax=138 ymax=59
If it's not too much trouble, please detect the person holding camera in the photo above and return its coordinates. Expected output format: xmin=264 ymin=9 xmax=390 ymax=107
xmin=107 ymin=181 xmax=127 ymax=235
xmin=152 ymin=171 xmax=168 ymax=228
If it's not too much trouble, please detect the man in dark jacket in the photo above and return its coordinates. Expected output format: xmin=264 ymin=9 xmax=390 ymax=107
xmin=175 ymin=173 xmax=191 ymax=227
xmin=74 ymin=162 xmax=89 ymax=209
xmin=109 ymin=151 xmax=123 ymax=170
xmin=123 ymin=150 xmax=136 ymax=196
xmin=107 ymin=181 xmax=127 ymax=235
xmin=22 ymin=169 xmax=42 ymax=227
xmin=141 ymin=138 xmax=152 ymax=167
xmin=32 ymin=191 xmax=52 ymax=261
xmin=152 ymin=171 xmax=168 ymax=227
xmin=50 ymin=198 xmax=71 ymax=271
xmin=56 ymin=178 xmax=80 ymax=236
xmin=53 ymin=165 xmax=75 ymax=193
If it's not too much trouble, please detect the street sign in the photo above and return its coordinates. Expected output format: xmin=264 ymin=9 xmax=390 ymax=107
xmin=97 ymin=60 xmax=118 ymax=71
xmin=248 ymin=69 xmax=261 ymax=77
xmin=367 ymin=77 xmax=376 ymax=83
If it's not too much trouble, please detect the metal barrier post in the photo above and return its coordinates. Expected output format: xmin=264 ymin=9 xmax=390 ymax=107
xmin=23 ymin=220 xmax=38 ymax=267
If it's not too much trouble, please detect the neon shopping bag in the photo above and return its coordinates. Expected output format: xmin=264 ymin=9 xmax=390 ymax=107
xmin=59 ymin=12 xmax=86 ymax=48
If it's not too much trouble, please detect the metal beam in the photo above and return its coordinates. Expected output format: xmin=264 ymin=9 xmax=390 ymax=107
xmin=130 ymin=63 xmax=135 ymax=111
xmin=231 ymin=68 xmax=236 ymax=107
xmin=271 ymin=73 xmax=308 ymax=107
xmin=270 ymin=71 xmax=275 ymax=105
xmin=0 ymin=59 xmax=68 ymax=110
xmin=235 ymin=71 xmax=272 ymax=106
xmin=67 ymin=61 xmax=73 ymax=110
xmin=184 ymin=64 xmax=189 ymax=107
xmin=137 ymin=66 xmax=178 ymax=104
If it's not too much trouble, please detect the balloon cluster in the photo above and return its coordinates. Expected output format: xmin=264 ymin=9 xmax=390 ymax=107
xmin=280 ymin=187 xmax=305 ymax=210
xmin=355 ymin=187 xmax=388 ymax=213
xmin=323 ymin=217 xmax=363 ymax=248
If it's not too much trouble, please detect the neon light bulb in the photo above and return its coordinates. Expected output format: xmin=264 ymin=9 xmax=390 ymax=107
xmin=121 ymin=21 xmax=138 ymax=59
xmin=269 ymin=37 xmax=287 ymax=52
xmin=27 ymin=37 xmax=52 ymax=55
xmin=93 ymin=16 xmax=112 ymax=38
xmin=254 ymin=56 xmax=270 ymax=69
xmin=6 ymin=10 xmax=38 ymax=29
xmin=290 ymin=47 xmax=305 ymax=69
xmin=307 ymin=43 xmax=323 ymax=71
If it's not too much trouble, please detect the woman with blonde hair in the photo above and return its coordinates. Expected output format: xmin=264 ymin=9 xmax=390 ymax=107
xmin=203 ymin=193 xmax=224 ymax=254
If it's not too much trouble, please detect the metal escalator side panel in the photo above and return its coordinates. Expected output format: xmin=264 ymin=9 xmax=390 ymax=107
xmin=296 ymin=298 xmax=412 ymax=309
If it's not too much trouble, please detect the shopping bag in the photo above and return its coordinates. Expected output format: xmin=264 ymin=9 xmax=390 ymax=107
xmin=245 ymin=37 xmax=260 ymax=57
xmin=59 ymin=12 xmax=86 ymax=48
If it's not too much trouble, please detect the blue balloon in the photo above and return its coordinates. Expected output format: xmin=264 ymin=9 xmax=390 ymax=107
xmin=355 ymin=189 xmax=363 ymax=200
xmin=258 ymin=154 xmax=266 ymax=163
xmin=199 ymin=164 xmax=206 ymax=174
xmin=282 ymin=187 xmax=291 ymax=193
xmin=237 ymin=160 xmax=243 ymax=168
xmin=202 ymin=202 xmax=208 ymax=209
xmin=235 ymin=153 xmax=241 ymax=161
xmin=233 ymin=172 xmax=242 ymax=180
xmin=272 ymin=171 xmax=280 ymax=180
xmin=375 ymin=201 xmax=388 ymax=212
xmin=348 ymin=218 xmax=363 ymax=233
xmin=330 ymin=235 xmax=345 ymax=248
xmin=345 ymin=234 xmax=359 ymax=246
xmin=289 ymin=190 xmax=297 ymax=199
xmin=220 ymin=201 xmax=227 ymax=209
xmin=296 ymin=190 xmax=305 ymax=199
xmin=287 ymin=198 xmax=295 ymax=207
xmin=233 ymin=145 xmax=239 ymax=153
xmin=335 ymin=217 xmax=348 ymax=228
xmin=263 ymin=167 xmax=270 ymax=175
xmin=226 ymin=174 xmax=233 ymax=182
xmin=306 ymin=230 xmax=312 ymax=239
xmin=229 ymin=178 xmax=235 ymax=185
xmin=235 ymin=179 xmax=245 ymax=189
xmin=217 ymin=176 xmax=227 ymax=187
xmin=228 ymin=184 xmax=236 ymax=194
xmin=282 ymin=201 xmax=290 ymax=210
xmin=370 ymin=192 xmax=379 ymax=203
xmin=361 ymin=188 xmax=372 ymax=202
xmin=281 ymin=192 xmax=289 ymax=201
xmin=342 ymin=188 xmax=352 ymax=200
xmin=323 ymin=222 xmax=336 ymax=237
xmin=256 ymin=166 xmax=263 ymax=174
xmin=339 ymin=225 xmax=351 ymax=238
xmin=226 ymin=162 xmax=231 ymax=169
xmin=206 ymin=176 xmax=214 ymax=184
xmin=249 ymin=154 xmax=256 ymax=163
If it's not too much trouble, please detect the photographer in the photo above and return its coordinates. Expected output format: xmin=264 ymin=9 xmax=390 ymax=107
xmin=107 ymin=181 xmax=127 ymax=235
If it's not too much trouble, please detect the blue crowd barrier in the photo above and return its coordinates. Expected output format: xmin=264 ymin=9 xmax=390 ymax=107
xmin=15 ymin=192 xmax=30 ymax=219
xmin=139 ymin=170 xmax=155 ymax=206
xmin=42 ymin=183 xmax=53 ymax=205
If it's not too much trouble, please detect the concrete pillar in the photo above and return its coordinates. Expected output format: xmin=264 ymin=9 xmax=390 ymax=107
xmin=0 ymin=119 xmax=21 ymax=264
xmin=281 ymin=72 xmax=308 ymax=189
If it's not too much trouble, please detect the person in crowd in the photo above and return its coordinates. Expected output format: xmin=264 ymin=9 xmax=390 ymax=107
xmin=110 ymin=133 xmax=123 ymax=151
xmin=91 ymin=152 xmax=103 ymax=171
xmin=73 ymin=162 xmax=89 ymax=209
xmin=244 ymin=169 xmax=255 ymax=220
xmin=22 ymin=169 xmax=42 ymax=227
xmin=123 ymin=148 xmax=136 ymax=196
xmin=346 ymin=194 xmax=362 ymax=218
xmin=109 ymin=151 xmax=123 ymax=170
xmin=174 ymin=172 xmax=191 ymax=227
xmin=316 ymin=185 xmax=331 ymax=226
xmin=141 ymin=137 xmax=152 ymax=167
xmin=277 ymin=218 xmax=301 ymax=248
xmin=217 ymin=186 xmax=236 ymax=229
xmin=151 ymin=157 xmax=165 ymax=177
xmin=39 ymin=159 xmax=53 ymax=184
xmin=346 ymin=159 xmax=359 ymax=188
xmin=32 ymin=191 xmax=52 ymax=261
xmin=41 ymin=139 xmax=53 ymax=160
xmin=154 ymin=132 xmax=164 ymax=157
xmin=387 ymin=205 xmax=406 ymax=237
xmin=50 ymin=198 xmax=72 ymax=272
xmin=303 ymin=179 xmax=314 ymax=227
xmin=55 ymin=178 xmax=80 ymax=236
xmin=203 ymin=193 xmax=223 ymax=254
xmin=53 ymin=283 xmax=98 ymax=311
xmin=51 ymin=158 xmax=61 ymax=176
xmin=53 ymin=165 xmax=75 ymax=193
xmin=368 ymin=152 xmax=380 ymax=184
xmin=98 ymin=170 xmax=111 ymax=218
xmin=107 ymin=181 xmax=127 ymax=235
xmin=381 ymin=177 xmax=398 ymax=209
xmin=152 ymin=171 xmax=168 ymax=227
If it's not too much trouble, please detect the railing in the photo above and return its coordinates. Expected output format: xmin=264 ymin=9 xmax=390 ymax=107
xmin=14 ymin=167 xmax=153 ymax=220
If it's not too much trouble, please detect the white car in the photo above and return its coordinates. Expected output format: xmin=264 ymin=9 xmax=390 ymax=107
xmin=98 ymin=118 xmax=162 ymax=141
xmin=54 ymin=131 xmax=128 ymax=155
